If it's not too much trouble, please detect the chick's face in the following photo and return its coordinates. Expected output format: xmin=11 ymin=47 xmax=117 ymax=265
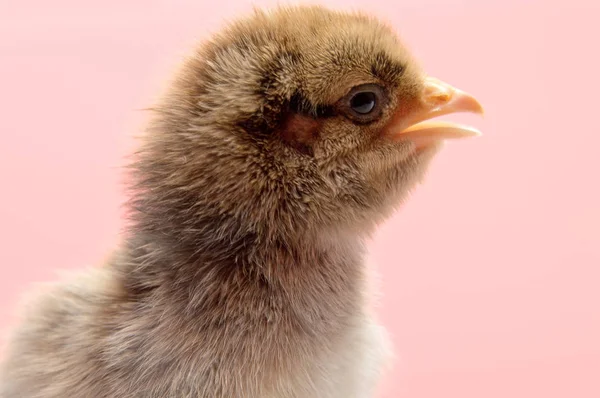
xmin=148 ymin=7 xmax=482 ymax=240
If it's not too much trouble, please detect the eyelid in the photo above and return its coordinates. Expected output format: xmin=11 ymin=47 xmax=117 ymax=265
xmin=344 ymin=83 xmax=386 ymax=100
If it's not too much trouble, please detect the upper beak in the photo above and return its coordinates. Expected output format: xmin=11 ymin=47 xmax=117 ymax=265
xmin=391 ymin=77 xmax=484 ymax=149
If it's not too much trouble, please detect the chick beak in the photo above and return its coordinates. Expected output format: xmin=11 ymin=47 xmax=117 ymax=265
xmin=390 ymin=77 xmax=484 ymax=149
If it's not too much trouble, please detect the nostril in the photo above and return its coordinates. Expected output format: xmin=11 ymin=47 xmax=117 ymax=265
xmin=423 ymin=77 xmax=454 ymax=105
xmin=429 ymin=91 xmax=452 ymax=104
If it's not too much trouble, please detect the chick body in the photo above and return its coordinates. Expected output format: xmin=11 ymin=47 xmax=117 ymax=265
xmin=0 ymin=5 xmax=482 ymax=398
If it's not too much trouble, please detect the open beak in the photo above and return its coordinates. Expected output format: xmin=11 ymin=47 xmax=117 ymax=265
xmin=391 ymin=77 xmax=484 ymax=149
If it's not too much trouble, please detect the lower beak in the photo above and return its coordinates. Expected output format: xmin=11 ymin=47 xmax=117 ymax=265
xmin=391 ymin=77 xmax=484 ymax=149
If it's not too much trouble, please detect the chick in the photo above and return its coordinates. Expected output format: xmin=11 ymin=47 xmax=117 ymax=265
xmin=0 ymin=5 xmax=482 ymax=398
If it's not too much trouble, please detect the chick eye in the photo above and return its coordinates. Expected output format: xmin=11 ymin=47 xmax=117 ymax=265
xmin=339 ymin=83 xmax=386 ymax=123
xmin=350 ymin=92 xmax=376 ymax=114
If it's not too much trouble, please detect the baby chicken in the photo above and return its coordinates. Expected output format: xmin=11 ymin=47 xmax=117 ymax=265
xmin=0 ymin=5 xmax=482 ymax=398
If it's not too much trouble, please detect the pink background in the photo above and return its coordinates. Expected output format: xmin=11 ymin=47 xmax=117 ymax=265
xmin=1 ymin=0 xmax=599 ymax=397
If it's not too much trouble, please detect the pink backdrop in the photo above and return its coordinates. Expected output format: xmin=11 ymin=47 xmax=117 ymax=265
xmin=1 ymin=1 xmax=599 ymax=397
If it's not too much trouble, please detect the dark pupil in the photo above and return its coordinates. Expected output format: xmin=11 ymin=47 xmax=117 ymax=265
xmin=350 ymin=92 xmax=376 ymax=114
